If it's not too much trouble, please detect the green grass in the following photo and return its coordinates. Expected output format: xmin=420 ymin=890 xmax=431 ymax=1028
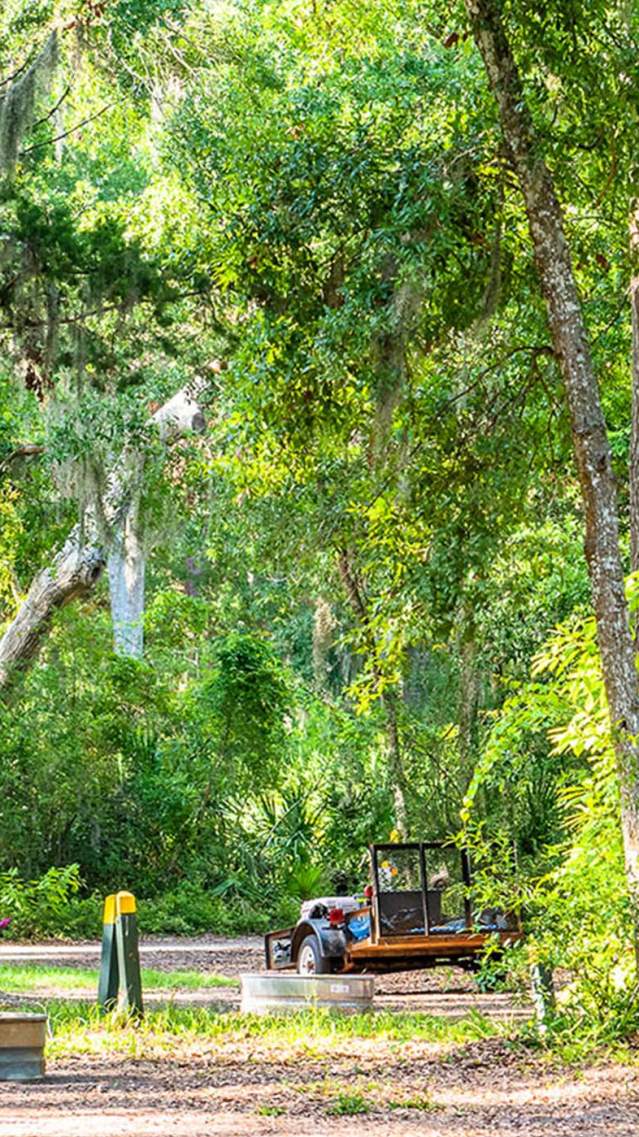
xmin=389 ymin=1094 xmax=439 ymax=1112
xmin=31 ymin=1001 xmax=502 ymax=1060
xmin=327 ymin=1092 xmax=369 ymax=1116
xmin=0 ymin=964 xmax=238 ymax=993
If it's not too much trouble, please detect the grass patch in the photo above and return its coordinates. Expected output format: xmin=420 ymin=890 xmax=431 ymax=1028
xmin=328 ymin=1092 xmax=369 ymax=1116
xmin=389 ymin=1094 xmax=439 ymax=1112
xmin=30 ymin=1001 xmax=503 ymax=1061
xmin=256 ymin=1105 xmax=287 ymax=1116
xmin=0 ymin=964 xmax=237 ymax=993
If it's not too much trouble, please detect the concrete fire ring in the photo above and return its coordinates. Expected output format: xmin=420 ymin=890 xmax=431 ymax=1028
xmin=240 ymin=972 xmax=374 ymax=1014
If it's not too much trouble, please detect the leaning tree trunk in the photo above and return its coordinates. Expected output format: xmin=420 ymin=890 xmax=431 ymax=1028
xmin=464 ymin=0 xmax=639 ymax=941
xmin=0 ymin=379 xmax=207 ymax=688
xmin=0 ymin=525 xmax=105 ymax=688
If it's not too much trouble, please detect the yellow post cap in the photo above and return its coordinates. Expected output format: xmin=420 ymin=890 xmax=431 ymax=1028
xmin=116 ymin=891 xmax=137 ymax=915
xmin=103 ymin=894 xmax=116 ymax=925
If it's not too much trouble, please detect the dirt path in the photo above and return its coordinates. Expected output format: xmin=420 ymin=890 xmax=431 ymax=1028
xmin=0 ymin=936 xmax=635 ymax=1135
xmin=1 ymin=1042 xmax=638 ymax=1136
xmin=0 ymin=935 xmax=263 ymax=977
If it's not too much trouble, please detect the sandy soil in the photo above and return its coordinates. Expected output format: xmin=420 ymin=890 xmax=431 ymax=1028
xmin=2 ymin=1041 xmax=639 ymax=1137
xmin=0 ymin=937 xmax=636 ymax=1136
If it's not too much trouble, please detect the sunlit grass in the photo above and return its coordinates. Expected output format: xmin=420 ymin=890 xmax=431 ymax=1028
xmin=389 ymin=1093 xmax=439 ymax=1111
xmin=0 ymin=964 xmax=237 ymax=993
xmin=36 ymin=1001 xmax=503 ymax=1060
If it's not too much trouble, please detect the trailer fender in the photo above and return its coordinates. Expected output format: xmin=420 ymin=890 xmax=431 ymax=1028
xmin=291 ymin=920 xmax=346 ymax=965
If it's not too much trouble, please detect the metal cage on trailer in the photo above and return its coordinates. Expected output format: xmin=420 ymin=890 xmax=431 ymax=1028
xmin=264 ymin=840 xmax=522 ymax=976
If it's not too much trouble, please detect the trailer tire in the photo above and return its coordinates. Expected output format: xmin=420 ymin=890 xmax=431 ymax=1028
xmin=296 ymin=935 xmax=332 ymax=975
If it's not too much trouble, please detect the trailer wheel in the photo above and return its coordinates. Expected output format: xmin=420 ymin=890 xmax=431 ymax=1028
xmin=297 ymin=935 xmax=331 ymax=975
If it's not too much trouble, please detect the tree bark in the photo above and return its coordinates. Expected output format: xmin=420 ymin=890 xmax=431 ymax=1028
xmin=457 ymin=608 xmax=479 ymax=786
xmin=464 ymin=0 xmax=639 ymax=931
xmin=0 ymin=379 xmax=207 ymax=687
xmin=0 ymin=526 xmax=104 ymax=688
xmin=107 ymin=474 xmax=145 ymax=659
xmin=629 ymin=207 xmax=639 ymax=582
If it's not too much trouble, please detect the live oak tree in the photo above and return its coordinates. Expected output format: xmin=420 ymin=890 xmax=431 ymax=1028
xmin=161 ymin=0 xmax=560 ymax=827
xmin=462 ymin=0 xmax=639 ymax=946
xmin=0 ymin=0 xmax=214 ymax=679
xmin=0 ymin=382 xmax=208 ymax=685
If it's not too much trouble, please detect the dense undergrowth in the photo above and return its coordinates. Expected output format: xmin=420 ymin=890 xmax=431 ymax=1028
xmin=0 ymin=866 xmax=299 ymax=940
xmin=3 ymin=603 xmax=639 ymax=1052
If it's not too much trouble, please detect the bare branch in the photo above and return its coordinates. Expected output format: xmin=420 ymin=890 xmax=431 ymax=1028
xmin=27 ymin=85 xmax=71 ymax=133
xmin=20 ymin=101 xmax=117 ymax=157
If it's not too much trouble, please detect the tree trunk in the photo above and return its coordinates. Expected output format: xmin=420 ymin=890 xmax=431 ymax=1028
xmin=629 ymin=207 xmax=639 ymax=583
xmin=464 ymin=0 xmax=639 ymax=934
xmin=0 ymin=524 xmax=104 ymax=688
xmin=0 ymin=379 xmax=207 ymax=688
xmin=457 ymin=610 xmax=479 ymax=787
xmin=337 ymin=548 xmax=409 ymax=834
xmin=107 ymin=476 xmax=145 ymax=659
xmin=312 ymin=596 xmax=336 ymax=687
xmin=382 ymin=689 xmax=409 ymax=837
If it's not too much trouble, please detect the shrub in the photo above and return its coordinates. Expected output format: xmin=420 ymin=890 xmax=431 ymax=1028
xmin=137 ymin=883 xmax=300 ymax=936
xmin=0 ymin=865 xmax=83 ymax=938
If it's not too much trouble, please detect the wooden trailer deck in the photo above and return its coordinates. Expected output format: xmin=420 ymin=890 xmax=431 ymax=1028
xmin=343 ymin=929 xmax=522 ymax=972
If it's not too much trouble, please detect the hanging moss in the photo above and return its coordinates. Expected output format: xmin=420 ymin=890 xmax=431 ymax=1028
xmin=312 ymin=596 xmax=336 ymax=685
xmin=0 ymin=31 xmax=58 ymax=174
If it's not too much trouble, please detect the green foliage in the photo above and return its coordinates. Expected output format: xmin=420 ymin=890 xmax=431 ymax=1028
xmin=328 ymin=1093 xmax=370 ymax=1117
xmin=0 ymin=864 xmax=81 ymax=937
xmin=136 ymin=882 xmax=294 ymax=936
xmin=464 ymin=598 xmax=637 ymax=1041
xmin=196 ymin=633 xmax=292 ymax=790
xmin=388 ymin=1095 xmax=438 ymax=1112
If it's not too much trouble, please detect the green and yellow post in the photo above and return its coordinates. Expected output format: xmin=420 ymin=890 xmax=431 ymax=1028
xmin=97 ymin=894 xmax=118 ymax=1011
xmin=115 ymin=891 xmax=143 ymax=1018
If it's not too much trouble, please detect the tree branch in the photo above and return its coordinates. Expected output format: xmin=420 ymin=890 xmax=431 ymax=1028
xmin=20 ymin=101 xmax=117 ymax=157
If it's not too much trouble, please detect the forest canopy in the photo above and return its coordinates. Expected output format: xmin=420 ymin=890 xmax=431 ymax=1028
xmin=2 ymin=0 xmax=639 ymax=1037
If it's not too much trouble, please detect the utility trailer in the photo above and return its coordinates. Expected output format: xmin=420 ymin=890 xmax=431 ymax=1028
xmin=265 ymin=841 xmax=521 ymax=976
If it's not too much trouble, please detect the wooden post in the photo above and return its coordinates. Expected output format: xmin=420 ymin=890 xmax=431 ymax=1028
xmin=97 ymin=891 xmax=143 ymax=1018
xmin=530 ymin=962 xmax=555 ymax=1033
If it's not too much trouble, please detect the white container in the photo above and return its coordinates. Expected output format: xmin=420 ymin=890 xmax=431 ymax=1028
xmin=299 ymin=896 xmax=361 ymax=919
xmin=240 ymin=972 xmax=374 ymax=1014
